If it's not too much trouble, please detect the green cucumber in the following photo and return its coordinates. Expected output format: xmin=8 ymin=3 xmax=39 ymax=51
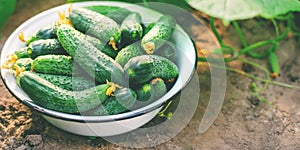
xmin=143 ymin=22 xmax=155 ymax=36
xmin=124 ymin=55 xmax=178 ymax=84
xmin=84 ymin=5 xmax=131 ymax=24
xmin=12 ymin=58 xmax=33 ymax=71
xmin=115 ymin=42 xmax=145 ymax=67
xmin=120 ymin=12 xmax=143 ymax=46
xmin=32 ymin=55 xmax=81 ymax=76
xmin=17 ymin=71 xmax=110 ymax=114
xmin=27 ymin=39 xmax=68 ymax=59
xmin=35 ymin=25 xmax=57 ymax=39
xmin=35 ymin=73 xmax=95 ymax=91
xmin=69 ymin=7 xmax=121 ymax=43
xmin=85 ymin=87 xmax=136 ymax=116
xmin=85 ymin=33 xmax=118 ymax=58
xmin=14 ymin=47 xmax=29 ymax=59
xmin=136 ymin=78 xmax=167 ymax=102
xmin=57 ymin=25 xmax=125 ymax=85
xmin=26 ymin=24 xmax=58 ymax=46
xmin=141 ymin=15 xmax=176 ymax=54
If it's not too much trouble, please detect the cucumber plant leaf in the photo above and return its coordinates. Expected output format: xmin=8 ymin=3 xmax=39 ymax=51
xmin=186 ymin=0 xmax=300 ymax=21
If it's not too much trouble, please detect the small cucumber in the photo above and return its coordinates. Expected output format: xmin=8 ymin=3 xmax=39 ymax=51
xmin=115 ymin=42 xmax=145 ymax=66
xmin=69 ymin=7 xmax=121 ymax=44
xmin=84 ymin=5 xmax=131 ymax=24
xmin=17 ymin=71 xmax=110 ymax=113
xmin=124 ymin=55 xmax=178 ymax=84
xmin=120 ymin=12 xmax=143 ymax=46
xmin=35 ymin=73 xmax=95 ymax=91
xmin=136 ymin=78 xmax=167 ymax=102
xmin=12 ymin=58 xmax=33 ymax=71
xmin=57 ymin=25 xmax=125 ymax=85
xmin=85 ymin=87 xmax=137 ymax=116
xmin=26 ymin=24 xmax=58 ymax=46
xmin=28 ymin=39 xmax=68 ymax=59
xmin=35 ymin=24 xmax=57 ymax=39
xmin=32 ymin=55 xmax=82 ymax=76
xmin=141 ymin=15 xmax=176 ymax=54
xmin=14 ymin=47 xmax=29 ymax=59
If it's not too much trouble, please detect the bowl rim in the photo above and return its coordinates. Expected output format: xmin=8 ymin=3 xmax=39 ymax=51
xmin=0 ymin=1 xmax=198 ymax=123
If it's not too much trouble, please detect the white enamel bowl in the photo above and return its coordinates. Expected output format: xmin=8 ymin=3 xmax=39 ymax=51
xmin=0 ymin=1 xmax=197 ymax=136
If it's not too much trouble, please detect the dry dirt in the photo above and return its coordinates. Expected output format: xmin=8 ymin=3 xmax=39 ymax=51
xmin=1 ymin=0 xmax=300 ymax=149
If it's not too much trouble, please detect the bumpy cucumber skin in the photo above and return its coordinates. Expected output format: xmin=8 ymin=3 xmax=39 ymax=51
xmin=136 ymin=78 xmax=167 ymax=102
xmin=32 ymin=55 xmax=77 ymax=76
xmin=124 ymin=55 xmax=178 ymax=84
xmin=115 ymin=42 xmax=145 ymax=66
xmin=28 ymin=39 xmax=68 ymax=59
xmin=84 ymin=5 xmax=131 ymax=24
xmin=69 ymin=8 xmax=121 ymax=43
xmin=12 ymin=58 xmax=33 ymax=71
xmin=17 ymin=71 xmax=109 ymax=114
xmin=15 ymin=47 xmax=29 ymax=58
xmin=86 ymin=87 xmax=137 ymax=116
xmin=120 ymin=12 xmax=143 ymax=46
xmin=35 ymin=73 xmax=95 ymax=91
xmin=57 ymin=25 xmax=125 ymax=85
xmin=141 ymin=15 xmax=176 ymax=54
xmin=85 ymin=34 xmax=118 ymax=58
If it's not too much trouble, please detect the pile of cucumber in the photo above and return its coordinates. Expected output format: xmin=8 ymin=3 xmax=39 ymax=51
xmin=4 ymin=5 xmax=179 ymax=115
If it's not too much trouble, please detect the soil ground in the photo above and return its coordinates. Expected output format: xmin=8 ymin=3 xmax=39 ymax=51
xmin=1 ymin=0 xmax=300 ymax=149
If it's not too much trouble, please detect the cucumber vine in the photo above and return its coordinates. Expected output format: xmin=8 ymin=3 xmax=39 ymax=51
xmin=197 ymin=13 xmax=298 ymax=106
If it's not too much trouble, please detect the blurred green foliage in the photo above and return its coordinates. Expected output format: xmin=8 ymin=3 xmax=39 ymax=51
xmin=66 ymin=0 xmax=191 ymax=10
xmin=0 ymin=0 xmax=16 ymax=30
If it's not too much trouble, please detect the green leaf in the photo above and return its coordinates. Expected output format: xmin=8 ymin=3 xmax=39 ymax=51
xmin=186 ymin=0 xmax=300 ymax=21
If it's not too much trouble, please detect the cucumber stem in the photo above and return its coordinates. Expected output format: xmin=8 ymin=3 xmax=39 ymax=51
xmin=271 ymin=19 xmax=280 ymax=37
xmin=238 ymin=59 xmax=270 ymax=92
xmin=205 ymin=16 xmax=291 ymax=62
xmin=232 ymin=21 xmax=268 ymax=59
xmin=236 ymin=40 xmax=276 ymax=58
xmin=158 ymin=100 xmax=173 ymax=119
xmin=232 ymin=21 xmax=248 ymax=47
xmin=197 ymin=39 xmax=276 ymax=62
xmin=210 ymin=17 xmax=226 ymax=47
xmin=212 ymin=63 xmax=297 ymax=89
